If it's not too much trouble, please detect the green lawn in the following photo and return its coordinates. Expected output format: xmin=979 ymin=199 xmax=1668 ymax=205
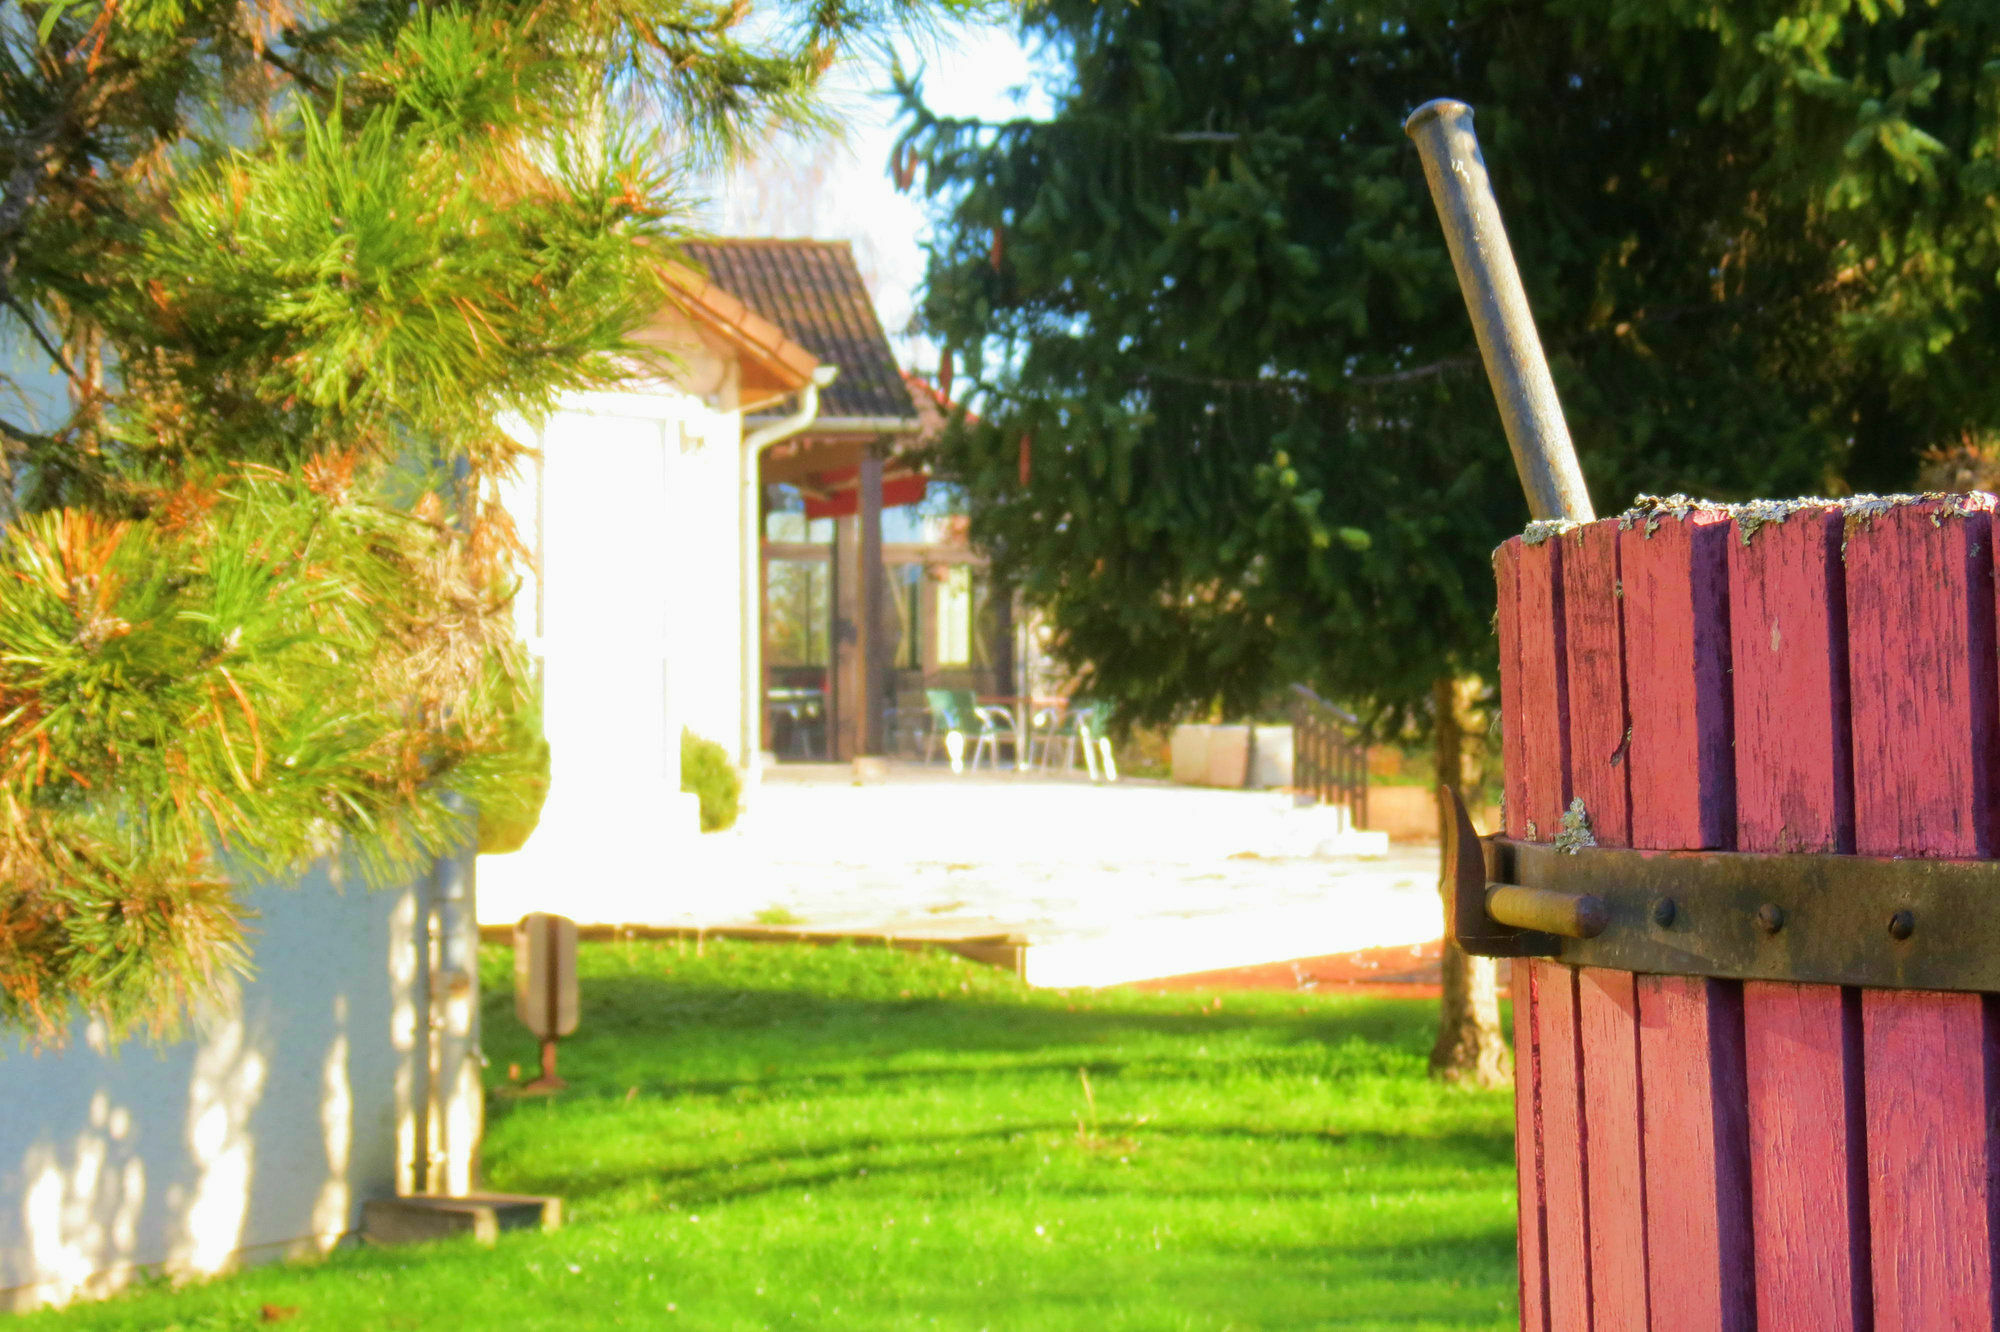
xmin=22 ymin=940 xmax=1520 ymax=1331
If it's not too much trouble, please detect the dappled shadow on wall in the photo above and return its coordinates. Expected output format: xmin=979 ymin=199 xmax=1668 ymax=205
xmin=1 ymin=862 xmax=421 ymax=1311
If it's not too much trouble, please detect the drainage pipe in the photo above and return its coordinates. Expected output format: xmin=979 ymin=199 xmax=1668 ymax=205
xmin=739 ymin=366 xmax=839 ymax=778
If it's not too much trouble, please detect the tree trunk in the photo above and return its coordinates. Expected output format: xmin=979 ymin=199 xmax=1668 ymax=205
xmin=1428 ymin=675 xmax=1513 ymax=1087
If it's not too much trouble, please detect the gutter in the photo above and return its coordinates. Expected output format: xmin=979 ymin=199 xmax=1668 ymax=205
xmin=748 ymin=414 xmax=921 ymax=437
xmin=740 ymin=365 xmax=839 ymax=777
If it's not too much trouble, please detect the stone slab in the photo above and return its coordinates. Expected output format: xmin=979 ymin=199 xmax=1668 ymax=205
xmin=362 ymin=1194 xmax=561 ymax=1248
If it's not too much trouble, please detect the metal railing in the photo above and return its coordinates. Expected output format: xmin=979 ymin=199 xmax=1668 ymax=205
xmin=1289 ymin=684 xmax=1369 ymax=827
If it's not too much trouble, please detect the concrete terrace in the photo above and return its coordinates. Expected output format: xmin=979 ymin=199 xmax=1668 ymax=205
xmin=479 ymin=762 xmax=1449 ymax=989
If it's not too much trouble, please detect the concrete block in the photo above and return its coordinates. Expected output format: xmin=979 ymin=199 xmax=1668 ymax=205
xmin=1170 ymin=725 xmax=1210 ymax=785
xmin=362 ymin=1194 xmax=561 ymax=1247
xmin=1249 ymin=725 xmax=1293 ymax=789
xmin=1205 ymin=725 xmax=1251 ymax=789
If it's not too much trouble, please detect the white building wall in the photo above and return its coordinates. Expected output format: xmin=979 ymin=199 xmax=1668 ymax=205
xmin=666 ymin=400 xmax=748 ymax=752
xmin=479 ymin=326 xmax=749 ymax=925
xmin=1 ymin=863 xmax=425 ymax=1311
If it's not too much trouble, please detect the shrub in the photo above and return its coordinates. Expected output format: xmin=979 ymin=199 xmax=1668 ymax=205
xmin=478 ymin=679 xmax=551 ymax=856
xmin=681 ymin=729 xmax=743 ymax=832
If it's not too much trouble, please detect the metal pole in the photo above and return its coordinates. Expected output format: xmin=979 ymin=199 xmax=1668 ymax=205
xmin=1404 ymin=99 xmax=1594 ymax=523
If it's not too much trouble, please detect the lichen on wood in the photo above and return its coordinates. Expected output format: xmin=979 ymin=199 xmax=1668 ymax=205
xmin=1522 ymin=519 xmax=1580 ymax=547
xmin=1599 ymin=490 xmax=1997 ymax=547
xmin=1555 ymin=797 xmax=1597 ymax=854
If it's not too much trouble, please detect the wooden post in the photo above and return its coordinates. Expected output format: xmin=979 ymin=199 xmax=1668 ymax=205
xmin=1497 ymin=497 xmax=2000 ymax=1329
xmin=858 ymin=448 xmax=886 ymax=756
xmin=830 ymin=512 xmax=853 ymax=760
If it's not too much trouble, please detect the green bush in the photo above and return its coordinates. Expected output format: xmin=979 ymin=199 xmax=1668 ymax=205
xmin=478 ymin=676 xmax=551 ymax=856
xmin=681 ymin=729 xmax=742 ymax=832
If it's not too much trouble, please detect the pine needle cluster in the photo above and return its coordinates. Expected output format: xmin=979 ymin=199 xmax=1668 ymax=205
xmin=0 ymin=0 xmax=985 ymax=1041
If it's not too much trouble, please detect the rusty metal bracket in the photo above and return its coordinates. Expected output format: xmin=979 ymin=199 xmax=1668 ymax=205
xmin=1441 ymin=786 xmax=2000 ymax=993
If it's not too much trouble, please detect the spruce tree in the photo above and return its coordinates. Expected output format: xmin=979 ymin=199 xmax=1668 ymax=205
xmin=902 ymin=0 xmax=2000 ymax=1081
xmin=0 ymin=0 xmax=976 ymax=1042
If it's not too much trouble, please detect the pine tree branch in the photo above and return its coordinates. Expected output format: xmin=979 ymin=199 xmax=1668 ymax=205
xmin=258 ymin=47 xmax=327 ymax=97
xmin=1348 ymin=357 xmax=1478 ymax=386
xmin=0 ymin=283 xmax=87 ymax=394
xmin=0 ymin=109 xmax=70 ymax=244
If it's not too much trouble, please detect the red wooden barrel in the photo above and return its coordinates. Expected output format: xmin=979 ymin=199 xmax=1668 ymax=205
xmin=1497 ymin=494 xmax=2000 ymax=1331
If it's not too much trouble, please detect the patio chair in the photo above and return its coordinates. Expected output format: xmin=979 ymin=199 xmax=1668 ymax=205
xmin=1073 ymin=700 xmax=1119 ymax=782
xmin=925 ymin=689 xmax=973 ymax=773
xmin=1032 ymin=702 xmax=1081 ymax=772
xmin=926 ymin=689 xmax=1018 ymax=773
xmin=968 ymin=699 xmax=1020 ymax=771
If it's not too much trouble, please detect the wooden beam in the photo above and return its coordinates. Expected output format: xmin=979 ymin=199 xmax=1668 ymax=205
xmin=858 ymin=448 xmax=886 ymax=756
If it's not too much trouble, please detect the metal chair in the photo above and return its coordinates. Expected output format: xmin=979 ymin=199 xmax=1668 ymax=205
xmin=925 ymin=689 xmax=972 ymax=772
xmin=968 ymin=699 xmax=1020 ymax=771
xmin=1076 ymin=701 xmax=1118 ymax=782
xmin=1032 ymin=699 xmax=1117 ymax=780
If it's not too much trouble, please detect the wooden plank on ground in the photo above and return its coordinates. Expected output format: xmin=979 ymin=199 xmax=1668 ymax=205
xmin=1846 ymin=496 xmax=1999 ymax=1330
xmin=1577 ymin=967 xmax=1647 ymax=1330
xmin=1728 ymin=505 xmax=1870 ymax=1331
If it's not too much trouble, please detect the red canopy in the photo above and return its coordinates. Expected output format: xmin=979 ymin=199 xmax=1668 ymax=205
xmin=800 ymin=462 xmax=929 ymax=519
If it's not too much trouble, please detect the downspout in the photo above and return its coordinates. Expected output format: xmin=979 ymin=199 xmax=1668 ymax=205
xmin=740 ymin=365 xmax=839 ymax=779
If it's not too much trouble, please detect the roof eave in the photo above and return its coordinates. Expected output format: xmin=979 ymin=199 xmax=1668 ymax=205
xmin=660 ymin=261 xmax=822 ymax=405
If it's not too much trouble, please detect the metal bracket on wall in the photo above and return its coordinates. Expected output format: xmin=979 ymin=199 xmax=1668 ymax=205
xmin=1442 ymin=785 xmax=2000 ymax=993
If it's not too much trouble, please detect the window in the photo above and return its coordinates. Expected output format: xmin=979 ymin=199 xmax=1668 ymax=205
xmin=764 ymin=483 xmax=833 ymax=543
xmin=935 ymin=565 xmax=974 ymax=667
xmin=888 ymin=563 xmax=923 ymax=669
xmin=766 ymin=559 xmax=829 ymax=666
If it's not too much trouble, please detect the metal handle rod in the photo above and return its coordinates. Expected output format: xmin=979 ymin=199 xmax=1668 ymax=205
xmin=1404 ymin=99 xmax=1594 ymax=522
xmin=1486 ymin=882 xmax=1611 ymax=940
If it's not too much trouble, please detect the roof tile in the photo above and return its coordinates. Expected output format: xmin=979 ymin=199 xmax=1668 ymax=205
xmin=682 ymin=239 xmax=917 ymax=427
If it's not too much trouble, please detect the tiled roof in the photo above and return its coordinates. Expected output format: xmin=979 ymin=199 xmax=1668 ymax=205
xmin=681 ymin=239 xmax=918 ymax=427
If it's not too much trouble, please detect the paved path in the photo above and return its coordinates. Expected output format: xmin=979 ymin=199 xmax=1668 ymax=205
xmin=480 ymin=762 xmax=1447 ymax=987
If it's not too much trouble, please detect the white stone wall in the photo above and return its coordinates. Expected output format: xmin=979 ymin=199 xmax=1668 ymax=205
xmin=0 ymin=863 xmax=425 ymax=1311
xmin=480 ymin=326 xmax=748 ymax=924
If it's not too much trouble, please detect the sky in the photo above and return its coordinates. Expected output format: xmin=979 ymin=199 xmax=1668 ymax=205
xmin=699 ymin=19 xmax=1055 ymax=372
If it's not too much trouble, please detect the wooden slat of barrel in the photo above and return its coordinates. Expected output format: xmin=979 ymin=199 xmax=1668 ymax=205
xmin=1501 ymin=497 xmax=2000 ymax=1329
xmin=1514 ymin=538 xmax=1571 ymax=838
xmin=1495 ymin=545 xmax=1528 ymax=841
xmin=1727 ymin=506 xmax=1852 ymax=857
xmin=1508 ymin=538 xmax=1590 ymax=1325
xmin=1619 ymin=510 xmax=1734 ymax=852
xmin=1620 ymin=509 xmax=1755 ymax=1331
xmin=1495 ymin=543 xmax=1549 ymax=1331
xmin=1561 ymin=524 xmax=1649 ymax=1329
xmin=1847 ymin=498 xmax=1999 ymax=1329
xmin=1513 ymin=958 xmax=1551 ymax=1332
xmin=1578 ymin=967 xmax=1649 ymax=1329
xmin=1728 ymin=505 xmax=1871 ymax=1330
xmin=1535 ymin=962 xmax=1593 ymax=1327
xmin=1562 ymin=522 xmax=1629 ymax=846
